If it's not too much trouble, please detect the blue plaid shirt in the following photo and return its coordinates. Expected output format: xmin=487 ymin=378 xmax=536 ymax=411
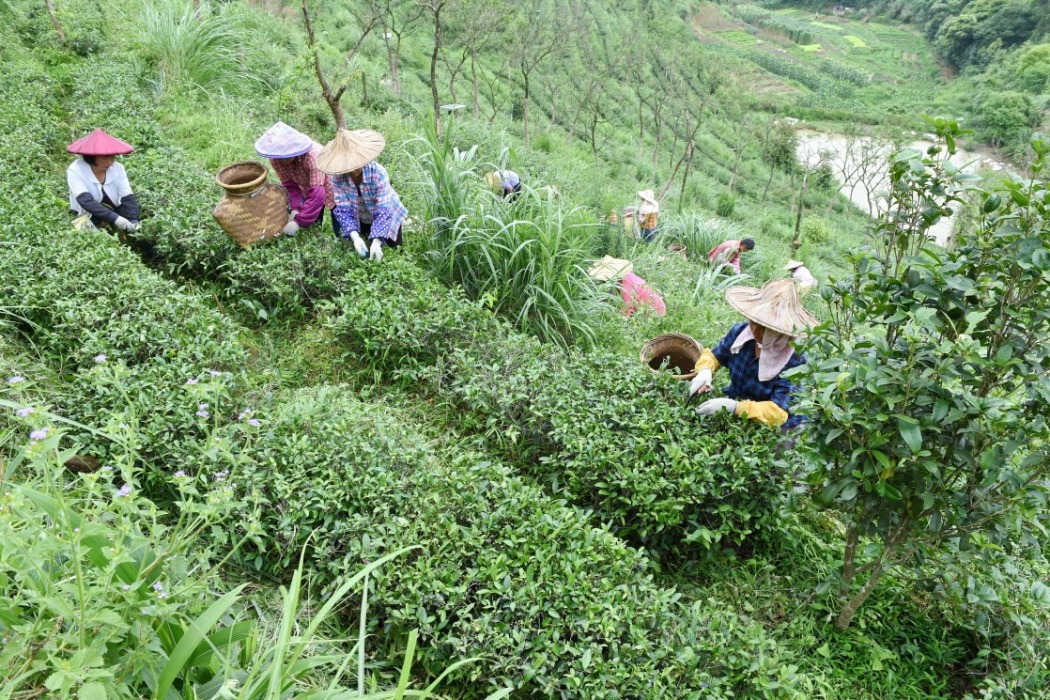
xmin=712 ymin=322 xmax=806 ymax=429
xmin=331 ymin=161 xmax=408 ymax=243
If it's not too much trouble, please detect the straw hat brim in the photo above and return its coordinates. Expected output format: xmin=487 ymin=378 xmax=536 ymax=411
xmin=725 ymin=278 xmax=818 ymax=337
xmin=317 ymin=128 xmax=386 ymax=175
xmin=638 ymin=189 xmax=657 ymax=203
xmin=784 ymin=260 xmax=804 ymax=271
xmin=588 ymin=256 xmax=634 ymax=281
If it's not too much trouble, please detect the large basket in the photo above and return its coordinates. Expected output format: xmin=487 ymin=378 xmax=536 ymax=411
xmin=639 ymin=333 xmax=703 ymax=380
xmin=212 ymin=161 xmax=289 ymax=249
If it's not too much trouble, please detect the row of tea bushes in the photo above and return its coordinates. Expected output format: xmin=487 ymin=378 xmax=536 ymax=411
xmin=328 ymin=258 xmax=790 ymax=552
xmin=238 ymin=386 xmax=810 ymax=699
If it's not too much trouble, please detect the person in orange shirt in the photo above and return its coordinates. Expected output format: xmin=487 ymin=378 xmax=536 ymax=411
xmin=637 ymin=189 xmax=659 ymax=242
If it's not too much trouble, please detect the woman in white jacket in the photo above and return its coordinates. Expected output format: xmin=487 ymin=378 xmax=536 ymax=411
xmin=66 ymin=129 xmax=140 ymax=232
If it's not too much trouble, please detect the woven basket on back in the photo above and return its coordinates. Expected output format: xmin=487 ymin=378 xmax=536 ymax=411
xmin=212 ymin=161 xmax=289 ymax=249
xmin=639 ymin=333 xmax=704 ymax=380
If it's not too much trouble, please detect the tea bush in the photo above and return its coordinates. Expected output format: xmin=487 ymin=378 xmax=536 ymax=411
xmin=239 ymin=386 xmax=810 ymax=699
xmin=329 ymin=262 xmax=791 ymax=551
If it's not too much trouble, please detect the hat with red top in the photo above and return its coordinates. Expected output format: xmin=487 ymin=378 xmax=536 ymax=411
xmin=67 ymin=129 xmax=135 ymax=156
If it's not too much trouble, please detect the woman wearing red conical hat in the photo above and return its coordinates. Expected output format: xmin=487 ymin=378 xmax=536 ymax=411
xmin=66 ymin=129 xmax=140 ymax=232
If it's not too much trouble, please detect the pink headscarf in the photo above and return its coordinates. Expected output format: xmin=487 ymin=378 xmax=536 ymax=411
xmin=620 ymin=272 xmax=666 ymax=318
xmin=731 ymin=324 xmax=794 ymax=381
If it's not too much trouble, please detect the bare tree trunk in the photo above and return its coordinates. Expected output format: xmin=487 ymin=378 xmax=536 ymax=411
xmin=793 ymin=171 xmax=809 ymax=250
xmin=522 ymin=67 xmax=531 ymax=148
xmin=303 ymin=0 xmax=347 ymax=130
xmin=761 ymin=167 xmax=776 ymax=204
xmin=429 ymin=4 xmax=443 ymax=135
xmin=44 ymin=0 xmax=67 ymax=47
xmin=471 ymin=50 xmax=479 ymax=120
xmin=835 ymin=559 xmax=888 ymax=631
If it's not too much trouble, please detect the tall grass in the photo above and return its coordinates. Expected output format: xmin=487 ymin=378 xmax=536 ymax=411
xmin=140 ymin=0 xmax=248 ymax=94
xmin=415 ymin=115 xmax=604 ymax=347
xmin=659 ymin=213 xmax=743 ymax=264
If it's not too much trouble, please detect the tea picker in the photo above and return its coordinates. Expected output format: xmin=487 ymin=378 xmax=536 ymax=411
xmin=485 ymin=170 xmax=522 ymax=199
xmin=66 ymin=129 xmax=141 ymax=234
xmin=317 ymin=128 xmax=408 ymax=262
xmin=255 ymin=122 xmax=334 ymax=237
xmin=706 ymin=237 xmax=755 ymax=275
xmin=687 ymin=279 xmax=817 ymax=429
xmin=785 ymin=259 xmax=819 ymax=295
xmin=587 ymin=256 xmax=666 ymax=318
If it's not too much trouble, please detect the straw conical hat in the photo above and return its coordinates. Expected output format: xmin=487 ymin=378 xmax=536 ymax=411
xmin=67 ymin=129 xmax=134 ymax=156
xmin=587 ymin=255 xmax=634 ymax=281
xmin=725 ymin=278 xmax=818 ymax=336
xmin=638 ymin=189 xmax=657 ymax=203
xmin=317 ymin=129 xmax=386 ymax=175
xmin=784 ymin=259 xmax=804 ymax=271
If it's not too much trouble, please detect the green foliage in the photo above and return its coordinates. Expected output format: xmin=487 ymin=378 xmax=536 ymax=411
xmin=796 ymin=122 xmax=1050 ymax=634
xmin=748 ymin=50 xmax=856 ymax=98
xmin=660 ymin=213 xmax=742 ymax=262
xmin=416 ymin=116 xmax=605 ymax=347
xmin=978 ymin=90 xmax=1037 ymax=146
xmin=800 ymin=216 xmax=832 ymax=246
xmin=716 ymin=192 xmax=737 ymax=218
xmin=1017 ymin=44 xmax=1050 ymax=93
xmin=139 ymin=0 xmax=253 ymax=94
xmin=239 ymin=386 xmax=807 ymax=699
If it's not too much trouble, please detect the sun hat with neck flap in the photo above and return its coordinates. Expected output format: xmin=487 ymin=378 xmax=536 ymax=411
xmin=317 ymin=129 xmax=386 ymax=175
xmin=67 ymin=129 xmax=134 ymax=156
xmin=254 ymin=122 xmax=314 ymax=159
xmin=725 ymin=278 xmax=818 ymax=337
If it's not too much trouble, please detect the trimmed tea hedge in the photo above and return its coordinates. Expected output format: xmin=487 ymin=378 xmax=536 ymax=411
xmin=329 ymin=259 xmax=790 ymax=551
xmin=240 ymin=386 xmax=807 ymax=699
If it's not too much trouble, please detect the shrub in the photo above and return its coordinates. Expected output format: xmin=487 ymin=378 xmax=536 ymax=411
xmin=716 ymin=192 xmax=737 ymax=218
xmin=800 ymin=216 xmax=832 ymax=246
xmin=329 ymin=263 xmax=790 ymax=551
xmin=239 ymin=386 xmax=807 ymax=699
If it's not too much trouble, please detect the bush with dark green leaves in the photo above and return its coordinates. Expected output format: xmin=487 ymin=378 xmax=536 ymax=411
xmin=329 ymin=260 xmax=791 ymax=551
xmin=238 ymin=386 xmax=809 ymax=699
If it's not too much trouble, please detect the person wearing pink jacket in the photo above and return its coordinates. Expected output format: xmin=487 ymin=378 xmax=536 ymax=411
xmin=707 ymin=238 xmax=755 ymax=274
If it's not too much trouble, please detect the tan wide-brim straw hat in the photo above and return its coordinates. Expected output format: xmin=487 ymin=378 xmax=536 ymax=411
xmin=317 ymin=128 xmax=386 ymax=175
xmin=725 ymin=278 xmax=819 ymax=337
xmin=638 ymin=189 xmax=657 ymax=204
xmin=587 ymin=255 xmax=634 ymax=282
xmin=784 ymin=259 xmax=805 ymax=271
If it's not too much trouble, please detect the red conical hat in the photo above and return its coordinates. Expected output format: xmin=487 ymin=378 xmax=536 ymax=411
xmin=67 ymin=129 xmax=135 ymax=156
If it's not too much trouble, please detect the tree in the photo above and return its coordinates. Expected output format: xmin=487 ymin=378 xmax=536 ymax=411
xmin=511 ymin=0 xmax=563 ymax=148
xmin=796 ymin=123 xmax=1050 ymax=631
xmin=419 ymin=0 xmax=450 ymax=134
xmin=1018 ymin=44 xmax=1050 ymax=93
xmin=980 ymin=91 xmax=1036 ymax=147
xmin=760 ymin=121 xmax=798 ymax=204
xmin=935 ymin=13 xmax=978 ymax=67
xmin=44 ymin=0 xmax=67 ymax=48
xmin=378 ymin=0 xmax=426 ymax=97
xmin=441 ymin=0 xmax=512 ymax=120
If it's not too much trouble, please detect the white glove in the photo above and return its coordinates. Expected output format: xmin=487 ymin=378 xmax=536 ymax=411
xmin=282 ymin=220 xmax=300 ymax=236
xmin=695 ymin=398 xmax=737 ymax=417
xmin=688 ymin=368 xmax=713 ymax=402
xmin=289 ymin=209 xmax=299 ymax=220
xmin=369 ymin=238 xmax=384 ymax=262
xmin=114 ymin=216 xmax=137 ymax=232
xmin=348 ymin=231 xmax=368 ymax=258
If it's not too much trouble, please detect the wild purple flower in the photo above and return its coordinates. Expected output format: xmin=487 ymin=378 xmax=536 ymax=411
xmin=73 ymin=528 xmax=79 ymax=533
xmin=116 ymin=484 xmax=132 ymax=498
xmin=122 ymin=585 xmax=132 ymax=591
xmin=186 ymin=378 xmax=199 ymax=386
xmin=196 ymin=409 xmax=209 ymax=418
xmin=16 ymin=407 xmax=33 ymax=418
xmin=209 ymin=370 xmax=221 ymax=377
xmin=8 ymin=376 xmax=24 ymax=385
xmin=174 ymin=470 xmax=186 ymax=478
xmin=238 ymin=410 xmax=250 ymax=420
xmin=158 ymin=592 xmax=168 ymax=600
xmin=101 ymin=465 xmax=113 ymax=473
xmin=199 ymin=403 xmax=209 ymax=409
xmin=248 ymin=418 xmax=260 ymax=428
xmin=29 ymin=427 xmax=49 ymax=441
xmin=153 ymin=582 xmax=164 ymax=591
xmin=94 ymin=354 xmax=107 ymax=364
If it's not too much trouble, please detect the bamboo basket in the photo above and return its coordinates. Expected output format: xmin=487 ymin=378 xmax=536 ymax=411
xmin=212 ymin=161 xmax=289 ymax=249
xmin=639 ymin=333 xmax=703 ymax=380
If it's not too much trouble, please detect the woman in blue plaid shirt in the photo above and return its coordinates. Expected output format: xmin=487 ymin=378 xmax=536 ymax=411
xmin=317 ymin=128 xmax=408 ymax=262
xmin=687 ymin=278 xmax=818 ymax=429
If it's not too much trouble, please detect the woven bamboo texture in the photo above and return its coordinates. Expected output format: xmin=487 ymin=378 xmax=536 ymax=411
xmin=212 ymin=161 xmax=289 ymax=249
xmin=639 ymin=333 xmax=704 ymax=380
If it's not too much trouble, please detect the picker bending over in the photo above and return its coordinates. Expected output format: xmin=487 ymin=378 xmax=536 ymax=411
xmin=687 ymin=278 xmax=817 ymax=428
xmin=255 ymin=122 xmax=334 ymax=237
xmin=318 ymin=129 xmax=407 ymax=262
xmin=67 ymin=129 xmax=140 ymax=233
